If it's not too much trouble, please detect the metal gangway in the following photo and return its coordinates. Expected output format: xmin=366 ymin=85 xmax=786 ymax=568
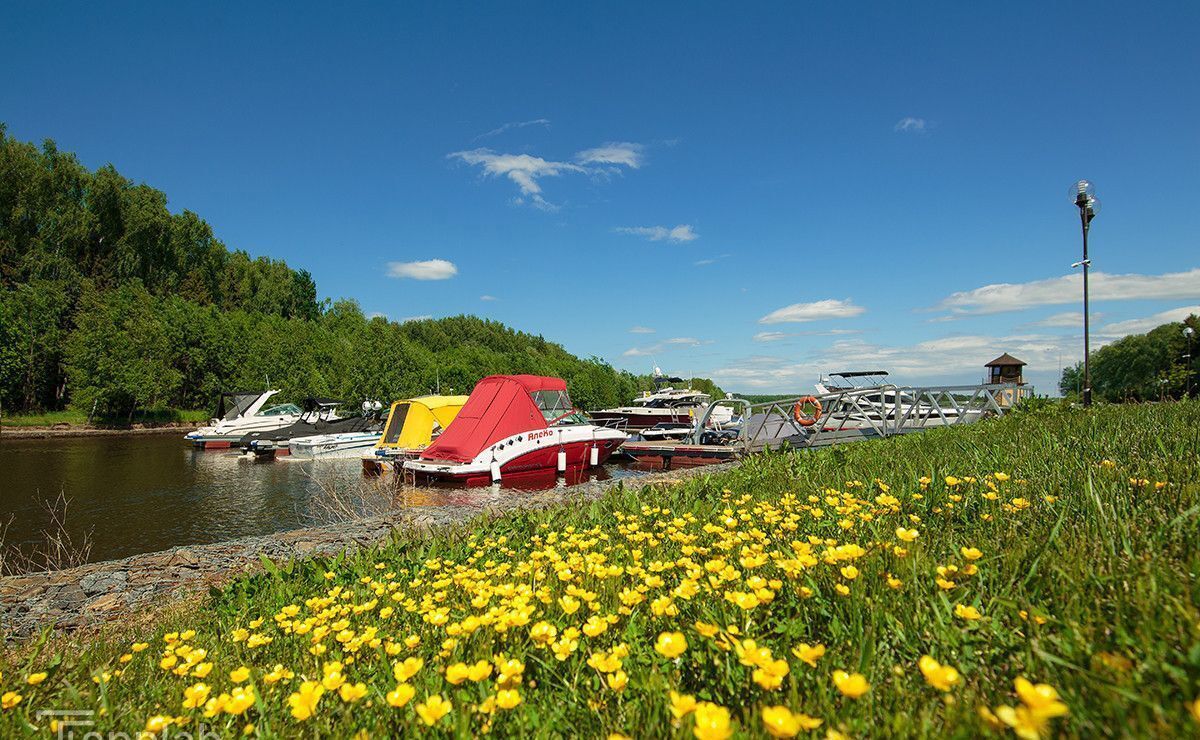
xmin=686 ymin=382 xmax=1032 ymax=456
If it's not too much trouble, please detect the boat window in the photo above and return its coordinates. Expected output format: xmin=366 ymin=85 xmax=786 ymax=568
xmin=220 ymin=393 xmax=261 ymax=421
xmin=381 ymin=403 xmax=410 ymax=445
xmin=259 ymin=404 xmax=301 ymax=417
xmin=532 ymin=390 xmax=574 ymax=421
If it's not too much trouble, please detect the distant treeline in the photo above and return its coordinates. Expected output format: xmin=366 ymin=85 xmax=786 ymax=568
xmin=0 ymin=126 xmax=720 ymax=417
xmin=1059 ymin=315 xmax=1198 ymax=402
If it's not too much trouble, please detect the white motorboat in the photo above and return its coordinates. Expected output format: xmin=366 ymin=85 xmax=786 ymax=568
xmin=289 ymin=430 xmax=383 ymax=459
xmin=185 ymin=391 xmax=303 ymax=449
xmin=589 ymin=368 xmax=733 ymax=430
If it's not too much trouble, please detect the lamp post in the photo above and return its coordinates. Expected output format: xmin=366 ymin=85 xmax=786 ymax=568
xmin=1070 ymin=180 xmax=1100 ymax=406
xmin=1186 ymin=326 xmax=1196 ymax=398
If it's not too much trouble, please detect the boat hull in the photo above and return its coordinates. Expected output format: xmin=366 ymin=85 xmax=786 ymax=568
xmin=405 ymin=436 xmax=623 ymax=487
xmin=588 ymin=410 xmax=698 ymax=429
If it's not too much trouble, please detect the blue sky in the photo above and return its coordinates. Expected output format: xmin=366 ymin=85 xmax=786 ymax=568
xmin=4 ymin=2 xmax=1198 ymax=393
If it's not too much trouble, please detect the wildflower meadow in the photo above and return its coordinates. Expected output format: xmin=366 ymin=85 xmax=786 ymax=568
xmin=2 ymin=400 xmax=1198 ymax=738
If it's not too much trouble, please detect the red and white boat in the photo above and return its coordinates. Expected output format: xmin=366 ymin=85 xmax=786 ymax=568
xmin=402 ymin=375 xmax=627 ymax=487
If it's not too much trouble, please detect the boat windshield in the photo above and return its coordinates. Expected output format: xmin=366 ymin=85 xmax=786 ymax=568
xmin=531 ymin=389 xmax=574 ymax=422
xmin=381 ymin=403 xmax=410 ymax=445
xmin=219 ymin=392 xmax=262 ymax=421
xmin=259 ymin=404 xmax=301 ymax=417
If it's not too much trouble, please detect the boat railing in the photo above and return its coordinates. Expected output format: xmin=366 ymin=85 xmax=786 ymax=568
xmin=686 ymin=382 xmax=1032 ymax=453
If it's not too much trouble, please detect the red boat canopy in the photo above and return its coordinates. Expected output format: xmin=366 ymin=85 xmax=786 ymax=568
xmin=419 ymin=375 xmax=569 ymax=463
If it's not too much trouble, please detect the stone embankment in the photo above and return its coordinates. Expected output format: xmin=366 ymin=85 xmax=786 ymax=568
xmin=0 ymin=464 xmax=734 ymax=638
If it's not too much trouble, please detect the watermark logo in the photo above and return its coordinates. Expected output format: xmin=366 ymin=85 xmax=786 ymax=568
xmin=37 ymin=709 xmax=221 ymax=740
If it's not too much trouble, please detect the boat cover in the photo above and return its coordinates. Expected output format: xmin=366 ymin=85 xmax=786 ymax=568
xmin=419 ymin=376 xmax=567 ymax=463
xmin=378 ymin=395 xmax=469 ymax=449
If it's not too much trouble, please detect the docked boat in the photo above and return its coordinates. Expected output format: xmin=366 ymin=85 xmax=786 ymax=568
xmin=185 ymin=390 xmax=303 ymax=449
xmin=589 ymin=370 xmax=733 ymax=430
xmin=244 ymin=400 xmax=385 ymax=460
xmin=403 ymin=375 xmax=627 ymax=486
xmin=235 ymin=398 xmax=342 ymax=458
xmin=361 ymin=395 xmax=469 ymax=475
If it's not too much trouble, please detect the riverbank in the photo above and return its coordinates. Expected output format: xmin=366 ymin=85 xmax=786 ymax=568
xmin=0 ymin=464 xmax=730 ymax=638
xmin=1 ymin=402 xmax=1197 ymax=738
xmin=0 ymin=421 xmax=203 ymax=439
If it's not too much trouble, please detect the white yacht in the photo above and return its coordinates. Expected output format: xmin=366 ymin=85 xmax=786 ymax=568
xmin=184 ymin=390 xmax=303 ymax=449
xmin=589 ymin=369 xmax=733 ymax=430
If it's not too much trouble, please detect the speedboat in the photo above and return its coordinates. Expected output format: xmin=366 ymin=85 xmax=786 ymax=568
xmin=361 ymin=395 xmax=469 ymax=475
xmin=589 ymin=369 xmax=733 ymax=430
xmin=289 ymin=429 xmax=382 ymax=459
xmin=185 ymin=391 xmax=303 ymax=449
xmin=236 ymin=398 xmax=343 ymax=458
xmin=403 ymin=375 xmax=627 ymax=486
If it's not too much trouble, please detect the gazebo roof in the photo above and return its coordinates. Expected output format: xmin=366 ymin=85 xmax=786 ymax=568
xmin=985 ymin=352 xmax=1027 ymax=368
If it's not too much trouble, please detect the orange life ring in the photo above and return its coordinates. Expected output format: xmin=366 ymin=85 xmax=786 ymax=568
xmin=793 ymin=396 xmax=822 ymax=427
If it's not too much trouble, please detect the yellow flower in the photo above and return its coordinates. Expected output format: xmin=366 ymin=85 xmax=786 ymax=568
xmin=1014 ymin=677 xmax=1069 ymax=717
xmin=834 ymin=583 xmax=850 ymax=596
xmin=495 ymin=689 xmax=522 ymax=709
xmin=393 ymin=656 xmax=424 ymax=682
xmin=954 ymin=604 xmax=983 ymax=621
xmin=415 ymin=695 xmax=452 ymax=726
xmin=145 ymin=715 xmax=173 ymax=733
xmin=607 ymin=670 xmax=629 ymax=692
xmin=192 ymin=662 xmax=213 ymax=678
xmin=761 ymin=705 xmax=820 ymax=738
xmin=529 ymin=620 xmax=558 ymax=645
xmin=694 ymin=621 xmax=719 ymax=638
xmin=918 ymin=656 xmax=961 ymax=692
xmin=994 ymin=472 xmax=1010 ymax=481
xmin=467 ymin=660 xmax=493 ymax=682
xmin=2 ymin=691 xmax=23 ymax=709
xmin=752 ymin=658 xmax=790 ymax=690
xmin=791 ymin=643 xmax=826 ymax=667
xmin=669 ymin=690 xmax=698 ymax=720
xmin=445 ymin=662 xmax=471 ymax=685
xmin=132 ymin=642 xmax=150 ymax=652
xmin=693 ymin=701 xmax=733 ymax=740
xmin=229 ymin=666 xmax=251 ymax=683
xmin=832 ymin=670 xmax=870 ymax=698
xmin=224 ymin=686 xmax=256 ymax=715
xmin=945 ymin=476 xmax=961 ymax=486
xmin=386 ymin=683 xmax=415 ymax=708
xmin=1188 ymin=697 xmax=1200 ymax=724
xmin=288 ymin=681 xmax=324 ymax=721
xmin=896 ymin=527 xmax=919 ymax=542
xmin=840 ymin=565 xmax=859 ymax=580
xmin=655 ymin=631 xmax=688 ymax=659
xmin=339 ymin=682 xmax=368 ymax=703
xmin=583 ymin=615 xmax=609 ymax=637
xmin=182 ymin=682 xmax=211 ymax=709
xmin=960 ymin=547 xmax=983 ymax=560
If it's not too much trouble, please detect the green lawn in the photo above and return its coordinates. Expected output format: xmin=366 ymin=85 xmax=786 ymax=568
xmin=2 ymin=401 xmax=1198 ymax=738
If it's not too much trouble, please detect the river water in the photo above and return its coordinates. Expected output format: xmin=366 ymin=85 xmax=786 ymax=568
xmin=0 ymin=433 xmax=645 ymax=565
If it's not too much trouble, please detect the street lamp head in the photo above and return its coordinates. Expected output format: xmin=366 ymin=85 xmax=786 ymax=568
xmin=1070 ymin=179 xmax=1095 ymax=203
xmin=1186 ymin=326 xmax=1196 ymax=337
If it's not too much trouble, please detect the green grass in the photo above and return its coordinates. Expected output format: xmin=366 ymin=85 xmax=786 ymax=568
xmin=0 ymin=408 xmax=209 ymax=427
xmin=2 ymin=401 xmax=1198 ymax=738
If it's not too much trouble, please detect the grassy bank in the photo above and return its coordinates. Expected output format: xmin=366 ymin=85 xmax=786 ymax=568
xmin=0 ymin=409 xmax=210 ymax=428
xmin=2 ymin=401 xmax=1198 ymax=737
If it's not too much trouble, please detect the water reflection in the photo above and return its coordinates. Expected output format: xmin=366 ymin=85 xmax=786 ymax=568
xmin=0 ymin=434 xmax=645 ymax=563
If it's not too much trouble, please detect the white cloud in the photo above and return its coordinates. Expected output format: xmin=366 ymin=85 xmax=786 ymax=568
xmin=759 ymin=299 xmax=865 ymax=325
xmin=615 ymin=224 xmax=699 ymax=243
xmin=480 ymin=295 xmax=498 ymax=302
xmin=449 ymin=142 xmax=644 ymax=208
xmin=707 ymin=332 xmax=1073 ymax=391
xmin=474 ymin=118 xmax=550 ymax=141
xmin=386 ymin=259 xmax=458 ymax=280
xmin=894 ymin=117 xmax=927 ymax=133
xmin=754 ymin=331 xmax=787 ymax=342
xmin=1101 ymin=305 xmax=1200 ymax=336
xmin=1029 ymin=311 xmax=1083 ymax=328
xmin=623 ymin=337 xmax=711 ymax=357
xmin=629 ymin=326 xmax=656 ymax=334
xmin=575 ymin=142 xmax=644 ymax=169
xmin=399 ymin=314 xmax=432 ymax=323
xmin=933 ymin=268 xmax=1200 ymax=316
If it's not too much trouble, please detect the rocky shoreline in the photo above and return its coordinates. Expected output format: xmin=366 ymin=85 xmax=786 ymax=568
xmin=0 ymin=421 xmax=203 ymax=440
xmin=0 ymin=463 xmax=734 ymax=639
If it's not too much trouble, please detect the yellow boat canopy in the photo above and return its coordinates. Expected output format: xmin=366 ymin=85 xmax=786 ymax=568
xmin=376 ymin=395 xmax=469 ymax=450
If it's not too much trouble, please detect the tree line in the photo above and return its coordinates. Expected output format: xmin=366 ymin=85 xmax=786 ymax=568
xmin=1059 ymin=314 xmax=1199 ymax=402
xmin=0 ymin=126 xmax=719 ymax=418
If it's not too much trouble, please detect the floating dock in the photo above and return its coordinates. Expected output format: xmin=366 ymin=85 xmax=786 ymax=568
xmin=621 ymin=382 xmax=1031 ymax=470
